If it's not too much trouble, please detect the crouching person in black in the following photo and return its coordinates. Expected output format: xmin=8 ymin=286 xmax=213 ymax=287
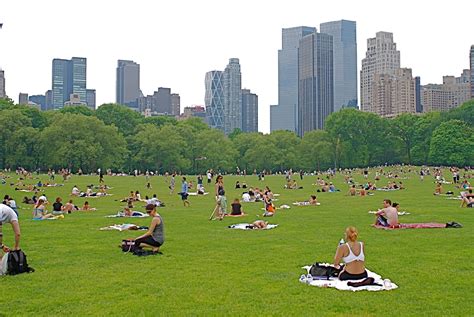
xmin=133 ymin=204 xmax=164 ymax=253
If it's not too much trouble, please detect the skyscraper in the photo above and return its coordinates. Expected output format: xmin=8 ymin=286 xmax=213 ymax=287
xmin=29 ymin=95 xmax=46 ymax=110
xmin=52 ymin=58 xmax=72 ymax=109
xmin=297 ymin=32 xmax=334 ymax=136
xmin=116 ymin=60 xmax=140 ymax=108
xmin=223 ymin=58 xmax=242 ymax=134
xmin=0 ymin=69 xmax=5 ymax=98
xmin=171 ymin=93 xmax=180 ymax=116
xmin=86 ymin=89 xmax=96 ymax=109
xmin=360 ymin=32 xmax=400 ymax=113
xmin=320 ymin=20 xmax=357 ymax=110
xmin=205 ymin=71 xmax=225 ymax=131
xmin=470 ymin=45 xmax=474 ymax=98
xmin=241 ymin=89 xmax=258 ymax=132
xmin=18 ymin=93 xmax=28 ymax=105
xmin=271 ymin=26 xmax=316 ymax=132
xmin=52 ymin=57 xmax=88 ymax=109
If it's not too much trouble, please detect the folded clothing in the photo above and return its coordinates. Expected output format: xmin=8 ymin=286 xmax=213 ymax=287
xmin=300 ymin=263 xmax=397 ymax=292
xmin=100 ymin=224 xmax=148 ymax=231
xmin=228 ymin=223 xmax=278 ymax=230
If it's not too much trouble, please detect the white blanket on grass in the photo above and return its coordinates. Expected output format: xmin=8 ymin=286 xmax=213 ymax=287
xmin=99 ymin=224 xmax=147 ymax=231
xmin=228 ymin=223 xmax=278 ymax=230
xmin=300 ymin=264 xmax=397 ymax=291
xmin=188 ymin=192 xmax=209 ymax=196
xmin=368 ymin=211 xmax=410 ymax=215
xmin=105 ymin=212 xmax=148 ymax=218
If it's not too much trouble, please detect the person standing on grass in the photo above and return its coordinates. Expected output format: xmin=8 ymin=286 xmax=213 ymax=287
xmin=181 ymin=177 xmax=190 ymax=207
xmin=0 ymin=203 xmax=21 ymax=252
xmin=215 ymin=175 xmax=227 ymax=214
xmin=133 ymin=204 xmax=164 ymax=253
xmin=169 ymin=173 xmax=176 ymax=195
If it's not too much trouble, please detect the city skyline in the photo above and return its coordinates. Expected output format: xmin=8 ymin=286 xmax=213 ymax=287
xmin=1 ymin=0 xmax=473 ymax=132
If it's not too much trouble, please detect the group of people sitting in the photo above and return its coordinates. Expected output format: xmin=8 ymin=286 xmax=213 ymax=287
xmin=32 ymin=196 xmax=96 ymax=219
xmin=285 ymin=179 xmax=302 ymax=190
xmin=71 ymin=185 xmax=109 ymax=197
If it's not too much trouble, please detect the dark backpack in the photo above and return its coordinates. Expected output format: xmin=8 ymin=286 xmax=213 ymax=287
xmin=7 ymin=250 xmax=35 ymax=275
xmin=309 ymin=263 xmax=341 ymax=280
xmin=121 ymin=240 xmax=138 ymax=253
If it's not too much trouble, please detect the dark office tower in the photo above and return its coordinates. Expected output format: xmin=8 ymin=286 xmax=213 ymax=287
xmin=154 ymin=87 xmax=172 ymax=114
xmin=271 ymin=26 xmax=316 ymax=132
xmin=171 ymin=93 xmax=180 ymax=116
xmin=223 ymin=58 xmax=242 ymax=135
xmin=0 ymin=69 xmax=5 ymax=98
xmin=470 ymin=45 xmax=474 ymax=98
xmin=72 ymin=57 xmax=87 ymax=103
xmin=116 ymin=60 xmax=140 ymax=108
xmin=51 ymin=57 xmax=87 ymax=109
xmin=86 ymin=89 xmax=96 ymax=109
xmin=297 ymin=32 xmax=334 ymax=136
xmin=241 ymin=89 xmax=258 ymax=132
xmin=205 ymin=70 xmax=225 ymax=131
xmin=320 ymin=20 xmax=357 ymax=110
xmin=18 ymin=93 xmax=28 ymax=105
xmin=29 ymin=95 xmax=46 ymax=110
xmin=45 ymin=90 xmax=53 ymax=110
xmin=52 ymin=58 xmax=72 ymax=109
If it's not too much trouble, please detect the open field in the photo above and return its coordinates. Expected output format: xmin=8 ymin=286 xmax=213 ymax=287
xmin=0 ymin=168 xmax=472 ymax=316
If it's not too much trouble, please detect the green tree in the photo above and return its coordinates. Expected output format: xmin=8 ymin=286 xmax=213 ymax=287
xmin=95 ymin=103 xmax=143 ymax=136
xmin=0 ymin=97 xmax=15 ymax=110
xmin=142 ymin=115 xmax=177 ymax=128
xmin=393 ymin=113 xmax=420 ymax=164
xmin=39 ymin=114 xmax=128 ymax=172
xmin=268 ymin=130 xmax=300 ymax=171
xmin=298 ymin=130 xmax=333 ymax=171
xmin=428 ymin=120 xmax=474 ymax=166
xmin=60 ymin=105 xmax=95 ymax=117
xmin=446 ymin=100 xmax=474 ymax=126
xmin=0 ymin=109 xmax=33 ymax=168
xmin=411 ymin=111 xmax=443 ymax=164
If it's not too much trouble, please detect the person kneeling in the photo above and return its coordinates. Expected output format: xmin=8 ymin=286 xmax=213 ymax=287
xmin=133 ymin=204 xmax=164 ymax=253
xmin=333 ymin=226 xmax=367 ymax=281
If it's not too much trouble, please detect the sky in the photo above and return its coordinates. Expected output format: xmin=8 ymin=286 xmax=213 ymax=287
xmin=1 ymin=0 xmax=473 ymax=133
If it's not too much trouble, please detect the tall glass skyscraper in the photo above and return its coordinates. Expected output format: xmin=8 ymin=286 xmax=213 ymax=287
xmin=116 ymin=60 xmax=141 ymax=108
xmin=223 ymin=58 xmax=242 ymax=135
xmin=271 ymin=26 xmax=316 ymax=132
xmin=320 ymin=20 xmax=357 ymax=110
xmin=52 ymin=57 xmax=87 ymax=109
xmin=241 ymin=89 xmax=258 ymax=132
xmin=205 ymin=71 xmax=225 ymax=131
xmin=298 ymin=32 xmax=334 ymax=136
xmin=470 ymin=45 xmax=474 ymax=99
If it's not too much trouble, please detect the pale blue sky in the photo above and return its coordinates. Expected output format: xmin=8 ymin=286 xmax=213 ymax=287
xmin=1 ymin=0 xmax=473 ymax=132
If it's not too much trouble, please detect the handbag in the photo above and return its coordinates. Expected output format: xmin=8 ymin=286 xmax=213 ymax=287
xmin=121 ymin=239 xmax=137 ymax=252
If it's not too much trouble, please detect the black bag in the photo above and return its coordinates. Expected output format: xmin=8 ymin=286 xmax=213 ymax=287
xmin=7 ymin=250 xmax=35 ymax=275
xmin=121 ymin=240 xmax=138 ymax=253
xmin=309 ymin=263 xmax=341 ymax=280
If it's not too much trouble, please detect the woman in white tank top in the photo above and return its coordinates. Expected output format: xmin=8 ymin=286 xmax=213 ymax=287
xmin=333 ymin=226 xmax=368 ymax=281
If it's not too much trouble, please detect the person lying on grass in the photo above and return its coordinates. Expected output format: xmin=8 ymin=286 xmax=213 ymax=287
xmin=373 ymin=199 xmax=399 ymax=227
xmin=293 ymin=196 xmax=319 ymax=206
xmin=460 ymin=189 xmax=474 ymax=208
xmin=333 ymin=226 xmax=367 ymax=281
xmin=132 ymin=204 xmax=164 ymax=253
xmin=248 ymin=220 xmax=268 ymax=229
xmin=80 ymin=201 xmax=96 ymax=211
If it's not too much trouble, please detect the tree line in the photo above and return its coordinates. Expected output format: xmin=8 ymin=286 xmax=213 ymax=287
xmin=0 ymin=98 xmax=472 ymax=174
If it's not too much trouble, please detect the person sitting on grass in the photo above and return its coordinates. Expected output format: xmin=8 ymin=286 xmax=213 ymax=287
xmin=230 ymin=198 xmax=244 ymax=215
xmin=358 ymin=185 xmax=367 ymax=197
xmin=235 ymin=181 xmax=241 ymax=189
xmin=333 ymin=226 xmax=367 ymax=281
xmin=63 ymin=199 xmax=76 ymax=214
xmin=52 ymin=197 xmax=64 ymax=215
xmin=348 ymin=185 xmax=356 ymax=196
xmin=132 ymin=204 xmax=164 ymax=253
xmin=373 ymin=199 xmax=399 ymax=227
xmin=434 ymin=183 xmax=443 ymax=195
xmin=71 ymin=185 xmax=80 ymax=196
xmin=263 ymin=195 xmax=275 ymax=217
xmin=33 ymin=199 xmax=59 ymax=220
xmin=460 ymin=189 xmax=474 ymax=208
xmin=81 ymin=201 xmax=96 ymax=211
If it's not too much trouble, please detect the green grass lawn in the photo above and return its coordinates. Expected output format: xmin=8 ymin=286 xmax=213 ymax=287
xmin=0 ymin=169 xmax=472 ymax=316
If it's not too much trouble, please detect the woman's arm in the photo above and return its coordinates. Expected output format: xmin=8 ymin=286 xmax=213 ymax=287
xmin=135 ymin=217 xmax=160 ymax=240
xmin=333 ymin=245 xmax=346 ymax=269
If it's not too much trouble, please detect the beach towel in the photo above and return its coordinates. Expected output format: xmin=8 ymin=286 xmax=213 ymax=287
xmin=106 ymin=211 xmax=149 ymax=218
xmin=368 ymin=211 xmax=410 ymax=216
xmin=372 ymin=223 xmax=456 ymax=230
xmin=300 ymin=264 xmax=397 ymax=292
xmin=280 ymin=205 xmax=291 ymax=209
xmin=100 ymin=224 xmax=148 ymax=231
xmin=228 ymin=223 xmax=278 ymax=230
xmin=293 ymin=202 xmax=320 ymax=206
xmin=188 ymin=192 xmax=209 ymax=196
xmin=375 ymin=188 xmax=399 ymax=191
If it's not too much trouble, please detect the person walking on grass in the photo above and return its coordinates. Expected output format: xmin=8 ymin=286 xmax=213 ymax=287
xmin=169 ymin=174 xmax=176 ymax=195
xmin=181 ymin=177 xmax=190 ymax=207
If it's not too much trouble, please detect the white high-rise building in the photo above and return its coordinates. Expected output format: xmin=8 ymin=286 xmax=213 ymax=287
xmin=361 ymin=32 xmax=400 ymax=114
